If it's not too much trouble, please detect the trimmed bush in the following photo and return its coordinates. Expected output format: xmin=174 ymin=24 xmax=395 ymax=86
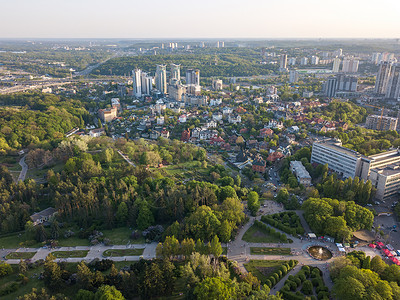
xmin=265 ymin=279 xmax=272 ymax=288
xmin=301 ymin=280 xmax=313 ymax=295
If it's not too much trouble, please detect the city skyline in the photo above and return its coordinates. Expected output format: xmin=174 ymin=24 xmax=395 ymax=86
xmin=1 ymin=0 xmax=399 ymax=39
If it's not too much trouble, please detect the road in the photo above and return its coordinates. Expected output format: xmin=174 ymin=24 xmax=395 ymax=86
xmin=17 ymin=156 xmax=28 ymax=182
xmin=117 ymin=150 xmax=136 ymax=167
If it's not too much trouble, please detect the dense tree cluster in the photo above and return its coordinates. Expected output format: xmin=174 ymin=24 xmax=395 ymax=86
xmin=302 ymin=197 xmax=374 ymax=241
xmin=0 ymin=93 xmax=89 ymax=151
xmin=330 ymin=252 xmax=400 ymax=300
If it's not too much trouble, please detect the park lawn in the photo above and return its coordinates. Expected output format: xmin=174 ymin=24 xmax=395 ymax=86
xmin=250 ymin=247 xmax=292 ymax=255
xmin=0 ymin=233 xmax=43 ymax=249
xmin=244 ymin=260 xmax=290 ymax=284
xmin=57 ymin=236 xmax=90 ymax=247
xmin=103 ymin=248 xmax=144 ymax=257
xmin=102 ymin=227 xmax=145 ymax=245
xmin=242 ymin=224 xmax=284 ymax=243
xmin=52 ymin=250 xmax=89 ymax=258
xmin=5 ymin=251 xmax=36 ymax=259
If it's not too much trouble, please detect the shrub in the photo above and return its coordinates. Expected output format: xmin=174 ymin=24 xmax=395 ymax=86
xmin=265 ymin=279 xmax=272 ymax=288
xmin=293 ymin=277 xmax=301 ymax=287
xmin=273 ymin=273 xmax=280 ymax=282
xmin=269 ymin=276 xmax=276 ymax=286
xmin=94 ymin=259 xmax=113 ymax=271
xmin=301 ymin=265 xmax=310 ymax=274
xmin=301 ymin=280 xmax=313 ymax=295
xmin=0 ymin=282 xmax=19 ymax=296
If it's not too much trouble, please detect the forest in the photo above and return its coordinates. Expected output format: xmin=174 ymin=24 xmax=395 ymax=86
xmin=93 ymin=48 xmax=277 ymax=78
xmin=0 ymin=93 xmax=89 ymax=151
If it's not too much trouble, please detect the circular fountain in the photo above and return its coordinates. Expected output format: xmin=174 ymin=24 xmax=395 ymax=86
xmin=307 ymin=246 xmax=333 ymax=261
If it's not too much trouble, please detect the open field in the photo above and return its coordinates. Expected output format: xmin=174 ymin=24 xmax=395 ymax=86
xmin=242 ymin=224 xmax=284 ymax=243
xmin=52 ymin=250 xmax=89 ymax=258
xmin=250 ymin=247 xmax=292 ymax=255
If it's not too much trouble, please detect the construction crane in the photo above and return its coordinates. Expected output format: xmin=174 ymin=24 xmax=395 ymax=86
xmin=365 ymin=103 xmax=384 ymax=130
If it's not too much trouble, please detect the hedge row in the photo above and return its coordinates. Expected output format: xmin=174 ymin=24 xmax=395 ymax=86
xmin=264 ymin=259 xmax=298 ymax=288
xmin=253 ymin=220 xmax=291 ymax=243
xmin=280 ymin=266 xmax=330 ymax=300
xmin=261 ymin=212 xmax=304 ymax=236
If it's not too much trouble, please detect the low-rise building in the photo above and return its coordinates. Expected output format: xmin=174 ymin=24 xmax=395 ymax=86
xmin=228 ymin=114 xmax=241 ymax=124
xmin=30 ymin=207 xmax=57 ymax=226
xmin=89 ymin=128 xmax=105 ymax=138
xmin=290 ymin=161 xmax=312 ymax=186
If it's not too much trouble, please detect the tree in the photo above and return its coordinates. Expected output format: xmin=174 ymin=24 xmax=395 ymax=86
xmin=142 ymin=262 xmax=165 ymax=298
xmin=43 ymin=254 xmax=62 ymax=291
xmin=247 ymin=191 xmax=260 ymax=216
xmin=194 ymin=277 xmax=236 ymax=300
xmin=0 ymin=262 xmax=12 ymax=278
xmin=116 ymin=202 xmax=128 ymax=226
xmin=371 ymin=256 xmax=387 ymax=276
xmin=50 ymin=221 xmax=60 ymax=240
xmin=77 ymin=261 xmax=94 ymax=290
xmin=136 ymin=200 xmax=154 ymax=230
xmin=329 ymin=256 xmax=353 ymax=279
xmin=210 ymin=235 xmax=223 ymax=260
xmin=219 ymin=220 xmax=232 ymax=243
xmin=186 ymin=206 xmax=221 ymax=241
xmin=35 ymin=225 xmax=47 ymax=243
xmin=19 ymin=259 xmax=28 ymax=274
xmin=98 ymin=119 xmax=103 ymax=128
xmin=94 ymin=285 xmax=125 ymax=300
xmin=333 ymin=276 xmax=365 ymax=300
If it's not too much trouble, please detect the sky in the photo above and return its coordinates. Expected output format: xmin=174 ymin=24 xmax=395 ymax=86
xmin=1 ymin=0 xmax=399 ymax=39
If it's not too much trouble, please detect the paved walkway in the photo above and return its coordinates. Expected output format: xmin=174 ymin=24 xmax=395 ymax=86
xmin=2 ymin=243 xmax=157 ymax=264
xmin=17 ymin=156 xmax=28 ymax=182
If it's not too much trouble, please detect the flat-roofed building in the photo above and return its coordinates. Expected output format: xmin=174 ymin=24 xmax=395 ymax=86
xmin=311 ymin=139 xmax=365 ymax=178
xmin=369 ymin=164 xmax=400 ymax=200
xmin=290 ymin=161 xmax=312 ymax=186
xmin=359 ymin=149 xmax=400 ymax=180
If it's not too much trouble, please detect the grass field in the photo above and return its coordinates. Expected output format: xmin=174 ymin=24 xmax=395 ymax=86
xmin=5 ymin=252 xmax=36 ymax=259
xmin=250 ymin=247 xmax=292 ymax=255
xmin=0 ymin=233 xmax=42 ymax=248
xmin=102 ymin=227 xmax=145 ymax=245
xmin=52 ymin=250 xmax=89 ymax=258
xmin=242 ymin=224 xmax=284 ymax=243
xmin=103 ymin=248 xmax=144 ymax=257
xmin=244 ymin=260 xmax=289 ymax=284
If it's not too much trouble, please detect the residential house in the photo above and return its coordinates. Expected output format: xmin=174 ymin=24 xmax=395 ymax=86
xmin=252 ymin=156 xmax=266 ymax=173
xmin=213 ymin=112 xmax=223 ymax=121
xmin=161 ymin=128 xmax=170 ymax=139
xmin=259 ymin=128 xmax=274 ymax=138
xmin=228 ymin=114 xmax=242 ymax=124
xmin=89 ymin=128 xmax=105 ymax=138
xmin=30 ymin=208 xmax=57 ymax=226
xmin=179 ymin=114 xmax=187 ymax=123
xmin=223 ymin=107 xmax=233 ymax=115
xmin=267 ymin=151 xmax=284 ymax=162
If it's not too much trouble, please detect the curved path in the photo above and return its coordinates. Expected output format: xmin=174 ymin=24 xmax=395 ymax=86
xmin=17 ymin=156 xmax=28 ymax=182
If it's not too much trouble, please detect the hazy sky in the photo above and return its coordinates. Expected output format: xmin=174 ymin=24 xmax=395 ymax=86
xmin=1 ymin=0 xmax=399 ymax=39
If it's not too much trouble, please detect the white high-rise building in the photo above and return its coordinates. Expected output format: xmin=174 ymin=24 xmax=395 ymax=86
xmin=155 ymin=65 xmax=167 ymax=94
xmin=170 ymin=64 xmax=181 ymax=82
xmin=311 ymin=56 xmax=319 ymax=65
xmin=332 ymin=58 xmax=341 ymax=73
xmin=132 ymin=69 xmax=142 ymax=98
xmin=288 ymin=57 xmax=296 ymax=66
xmin=300 ymin=57 xmax=308 ymax=65
xmin=142 ymin=74 xmax=153 ymax=95
xmin=342 ymin=59 xmax=359 ymax=73
xmin=372 ymin=53 xmax=381 ymax=64
xmin=385 ymin=63 xmax=400 ymax=100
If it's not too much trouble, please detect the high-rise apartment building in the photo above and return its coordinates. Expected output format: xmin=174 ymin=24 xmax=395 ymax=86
xmin=375 ymin=61 xmax=392 ymax=95
xmin=300 ymin=57 xmax=308 ymax=65
xmin=333 ymin=49 xmax=343 ymax=57
xmin=366 ymin=115 xmax=398 ymax=131
xmin=280 ymin=54 xmax=288 ymax=70
xmin=342 ymin=58 xmax=359 ymax=73
xmin=155 ymin=65 xmax=167 ymax=94
xmin=288 ymin=58 xmax=296 ymax=66
xmin=325 ymin=77 xmax=338 ymax=98
xmin=332 ymin=58 xmax=341 ymax=73
xmin=186 ymin=69 xmax=200 ymax=86
xmin=170 ymin=64 xmax=181 ymax=82
xmin=386 ymin=64 xmax=400 ymax=100
xmin=132 ymin=69 xmax=142 ymax=98
xmin=289 ymin=70 xmax=299 ymax=83
xmin=141 ymin=73 xmax=153 ymax=95
xmin=311 ymin=56 xmax=319 ymax=65
xmin=324 ymin=74 xmax=357 ymax=97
